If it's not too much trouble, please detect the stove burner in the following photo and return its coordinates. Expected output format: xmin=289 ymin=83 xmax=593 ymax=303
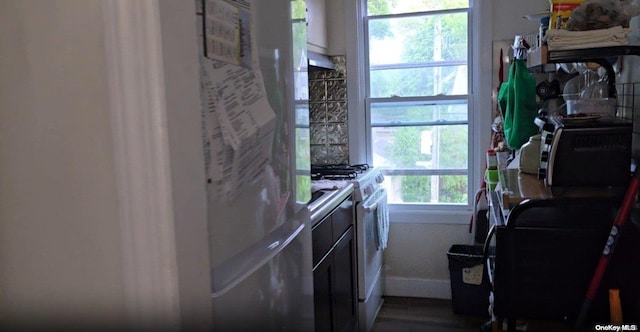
xmin=351 ymin=164 xmax=370 ymax=171
xmin=310 ymin=164 xmax=371 ymax=181
xmin=311 ymin=164 xmax=369 ymax=180
xmin=311 ymin=163 xmax=369 ymax=172
xmin=311 ymin=172 xmax=358 ymax=181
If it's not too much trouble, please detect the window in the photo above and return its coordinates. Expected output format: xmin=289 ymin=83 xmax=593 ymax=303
xmin=364 ymin=0 xmax=471 ymax=206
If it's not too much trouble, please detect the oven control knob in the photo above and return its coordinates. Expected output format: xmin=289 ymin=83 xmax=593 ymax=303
xmin=540 ymin=151 xmax=549 ymax=162
xmin=376 ymin=174 xmax=384 ymax=183
xmin=363 ymin=185 xmax=372 ymax=197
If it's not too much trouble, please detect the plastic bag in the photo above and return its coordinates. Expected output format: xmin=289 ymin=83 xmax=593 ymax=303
xmin=566 ymin=0 xmax=640 ymax=31
xmin=497 ymin=59 xmax=539 ymax=150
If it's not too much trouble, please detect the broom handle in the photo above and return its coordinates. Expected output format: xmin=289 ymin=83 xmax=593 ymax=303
xmin=575 ymin=173 xmax=640 ymax=330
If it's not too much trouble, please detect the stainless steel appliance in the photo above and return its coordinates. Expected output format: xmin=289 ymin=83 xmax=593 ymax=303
xmin=198 ymin=0 xmax=314 ymax=330
xmin=538 ymin=116 xmax=632 ymax=187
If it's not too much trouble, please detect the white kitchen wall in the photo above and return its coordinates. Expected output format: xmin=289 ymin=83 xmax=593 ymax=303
xmin=384 ymin=223 xmax=473 ymax=299
xmin=0 ymin=0 xmax=125 ymax=328
xmin=492 ymin=0 xmax=547 ymax=41
xmin=0 ymin=1 xmax=210 ymax=330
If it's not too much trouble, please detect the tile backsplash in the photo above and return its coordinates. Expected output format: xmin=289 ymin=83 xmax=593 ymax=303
xmin=309 ymin=56 xmax=349 ymax=165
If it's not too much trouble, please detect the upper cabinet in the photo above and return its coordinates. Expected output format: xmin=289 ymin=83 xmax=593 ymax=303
xmin=326 ymin=0 xmax=345 ymax=55
xmin=307 ymin=0 xmax=328 ymax=54
xmin=307 ymin=0 xmax=345 ymax=56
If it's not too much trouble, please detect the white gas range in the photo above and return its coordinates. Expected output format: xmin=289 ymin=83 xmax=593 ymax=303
xmin=352 ymin=167 xmax=387 ymax=332
xmin=311 ymin=164 xmax=388 ymax=332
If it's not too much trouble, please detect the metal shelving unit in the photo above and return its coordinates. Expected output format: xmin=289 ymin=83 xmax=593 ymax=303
xmin=528 ymin=45 xmax=640 ymax=99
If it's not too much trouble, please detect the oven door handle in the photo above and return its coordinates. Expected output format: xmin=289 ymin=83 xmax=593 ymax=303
xmin=364 ymin=202 xmax=377 ymax=212
xmin=363 ymin=188 xmax=386 ymax=212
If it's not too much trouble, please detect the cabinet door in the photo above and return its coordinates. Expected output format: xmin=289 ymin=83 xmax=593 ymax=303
xmin=331 ymin=194 xmax=353 ymax=243
xmin=313 ymin=251 xmax=333 ymax=332
xmin=331 ymin=227 xmax=357 ymax=332
xmin=326 ymin=0 xmax=345 ymax=55
xmin=312 ymin=214 xmax=333 ymax=267
xmin=306 ymin=0 xmax=328 ymax=53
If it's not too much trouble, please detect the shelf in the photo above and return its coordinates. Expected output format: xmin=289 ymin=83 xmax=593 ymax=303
xmin=547 ymin=45 xmax=640 ymax=62
xmin=527 ymin=45 xmax=640 ymax=98
xmin=528 ymin=45 xmax=640 ymax=66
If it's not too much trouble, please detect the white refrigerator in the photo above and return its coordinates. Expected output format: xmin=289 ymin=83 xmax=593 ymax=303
xmin=197 ymin=0 xmax=313 ymax=331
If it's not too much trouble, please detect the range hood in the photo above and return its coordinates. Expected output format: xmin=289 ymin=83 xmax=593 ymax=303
xmin=307 ymin=50 xmax=336 ymax=70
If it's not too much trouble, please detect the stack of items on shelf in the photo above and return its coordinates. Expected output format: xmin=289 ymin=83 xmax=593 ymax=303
xmin=546 ymin=25 xmax=629 ymax=50
xmin=544 ymin=0 xmax=640 ymax=51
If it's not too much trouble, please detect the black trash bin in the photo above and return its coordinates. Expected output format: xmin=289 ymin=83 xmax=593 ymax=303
xmin=447 ymin=244 xmax=493 ymax=317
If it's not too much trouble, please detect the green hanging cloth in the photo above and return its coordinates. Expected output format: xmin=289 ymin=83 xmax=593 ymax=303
xmin=497 ymin=59 xmax=539 ymax=150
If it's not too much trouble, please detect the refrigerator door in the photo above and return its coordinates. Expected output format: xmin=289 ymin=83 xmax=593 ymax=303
xmin=210 ymin=217 xmax=313 ymax=331
xmin=198 ymin=0 xmax=313 ymax=330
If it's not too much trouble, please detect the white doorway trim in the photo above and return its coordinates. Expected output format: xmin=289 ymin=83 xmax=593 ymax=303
xmin=102 ymin=0 xmax=181 ymax=330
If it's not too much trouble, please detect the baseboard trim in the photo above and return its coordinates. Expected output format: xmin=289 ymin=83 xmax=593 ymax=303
xmin=383 ymin=276 xmax=452 ymax=300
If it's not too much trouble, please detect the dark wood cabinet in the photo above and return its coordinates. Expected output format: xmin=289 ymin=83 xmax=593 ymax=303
xmin=312 ymin=194 xmax=357 ymax=332
xmin=330 ymin=228 xmax=357 ymax=332
xmin=313 ymin=258 xmax=333 ymax=332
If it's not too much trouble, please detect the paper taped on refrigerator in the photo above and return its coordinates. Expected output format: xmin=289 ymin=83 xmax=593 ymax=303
xmin=201 ymin=59 xmax=276 ymax=202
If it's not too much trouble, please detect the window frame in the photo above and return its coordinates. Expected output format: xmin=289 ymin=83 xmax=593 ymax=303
xmin=345 ymin=0 xmax=493 ymax=222
xmin=366 ymin=3 xmax=471 ymax=207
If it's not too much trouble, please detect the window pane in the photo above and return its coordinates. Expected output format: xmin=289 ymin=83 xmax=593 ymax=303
xmin=384 ymin=175 xmax=468 ymax=204
xmin=370 ymin=65 xmax=467 ymax=97
xmin=369 ymin=14 xmax=468 ymax=65
xmin=367 ymin=0 xmax=469 ymax=16
xmin=368 ymin=12 xmax=468 ymax=97
xmin=372 ymin=124 xmax=468 ymax=169
xmin=371 ymin=101 xmax=467 ymax=124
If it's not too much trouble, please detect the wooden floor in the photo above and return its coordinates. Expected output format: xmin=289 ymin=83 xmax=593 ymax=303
xmin=371 ymin=296 xmax=605 ymax=332
xmin=371 ymin=297 xmax=489 ymax=332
